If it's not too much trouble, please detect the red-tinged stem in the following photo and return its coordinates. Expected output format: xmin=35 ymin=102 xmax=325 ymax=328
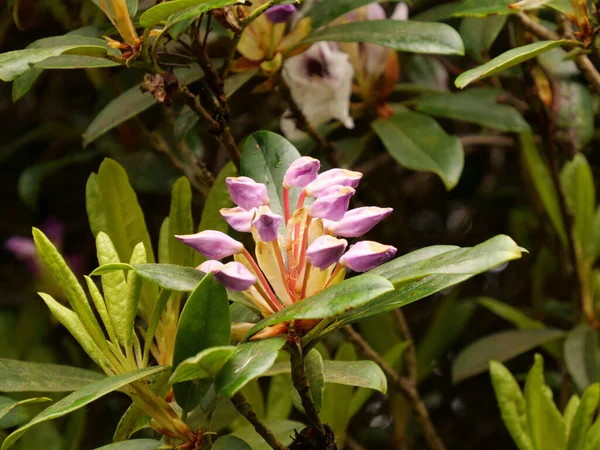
xmin=300 ymin=263 xmax=312 ymax=299
xmin=283 ymin=187 xmax=291 ymax=225
xmin=325 ymin=264 xmax=342 ymax=289
xmin=297 ymin=216 xmax=312 ymax=277
xmin=297 ymin=190 xmax=307 ymax=211
xmin=243 ymin=249 xmax=283 ymax=312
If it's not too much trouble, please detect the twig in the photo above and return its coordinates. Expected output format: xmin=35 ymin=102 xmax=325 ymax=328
xmin=459 ymin=135 xmax=515 ymax=148
xmin=342 ymin=326 xmax=447 ymax=450
xmin=516 ymin=12 xmax=600 ymax=96
xmin=278 ymin=76 xmax=340 ymax=167
xmin=393 ymin=309 xmax=418 ymax=383
xmin=231 ymin=393 xmax=289 ymax=450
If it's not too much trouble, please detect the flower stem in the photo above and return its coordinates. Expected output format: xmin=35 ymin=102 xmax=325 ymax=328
xmin=283 ymin=187 xmax=291 ymax=225
xmin=243 ymin=248 xmax=283 ymax=312
xmin=296 ymin=216 xmax=312 ymax=277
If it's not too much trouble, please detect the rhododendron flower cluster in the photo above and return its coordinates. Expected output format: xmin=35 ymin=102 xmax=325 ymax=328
xmin=176 ymin=157 xmax=396 ymax=339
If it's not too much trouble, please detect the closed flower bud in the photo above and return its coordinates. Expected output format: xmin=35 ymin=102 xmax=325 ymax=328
xmin=265 ymin=4 xmax=296 ymax=23
xmin=213 ymin=261 xmax=257 ymax=291
xmin=252 ymin=206 xmax=282 ymax=242
xmin=325 ymin=207 xmax=393 ymax=238
xmin=176 ymin=230 xmax=244 ymax=260
xmin=306 ymin=235 xmax=348 ymax=270
xmin=283 ymin=157 xmax=320 ymax=189
xmin=340 ymin=241 xmax=397 ymax=272
xmin=307 ymin=186 xmax=355 ymax=221
xmin=197 ymin=260 xmax=224 ymax=273
xmin=220 ymin=206 xmax=255 ymax=233
xmin=226 ymin=176 xmax=269 ymax=211
xmin=305 ymin=168 xmax=362 ymax=197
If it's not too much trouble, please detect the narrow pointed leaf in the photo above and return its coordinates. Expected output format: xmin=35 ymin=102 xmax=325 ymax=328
xmin=0 ymin=397 xmax=51 ymax=428
xmin=168 ymin=177 xmax=194 ymax=267
xmin=567 ymin=383 xmax=600 ymax=450
xmin=133 ymin=264 xmax=205 ymax=291
xmin=306 ymin=0 xmax=385 ymax=29
xmin=564 ymin=324 xmax=600 ymax=392
xmin=96 ymin=440 xmax=162 ymax=449
xmin=170 ymin=346 xmax=236 ymax=384
xmin=90 ymin=263 xmax=134 ymax=276
xmin=140 ymin=0 xmax=245 ymax=28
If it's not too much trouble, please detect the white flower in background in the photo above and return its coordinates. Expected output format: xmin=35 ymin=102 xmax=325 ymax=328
xmin=281 ymin=42 xmax=355 ymax=141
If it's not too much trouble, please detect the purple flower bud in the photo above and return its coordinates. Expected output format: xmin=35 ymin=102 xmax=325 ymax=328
xmin=175 ymin=230 xmax=244 ymax=260
xmin=283 ymin=157 xmax=320 ymax=189
xmin=252 ymin=206 xmax=282 ymax=242
xmin=197 ymin=260 xmax=224 ymax=273
xmin=226 ymin=177 xmax=269 ymax=211
xmin=265 ymin=4 xmax=296 ymax=23
xmin=306 ymin=235 xmax=348 ymax=270
xmin=220 ymin=206 xmax=255 ymax=233
xmin=305 ymin=168 xmax=363 ymax=197
xmin=4 ymin=237 xmax=39 ymax=276
xmin=340 ymin=241 xmax=397 ymax=272
xmin=307 ymin=186 xmax=355 ymax=221
xmin=325 ymin=207 xmax=393 ymax=238
xmin=213 ymin=261 xmax=257 ymax=291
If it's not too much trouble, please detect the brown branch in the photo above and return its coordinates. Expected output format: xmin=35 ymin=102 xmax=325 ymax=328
xmin=342 ymin=326 xmax=447 ymax=450
xmin=515 ymin=12 xmax=600 ymax=96
xmin=393 ymin=309 xmax=418 ymax=383
xmin=231 ymin=392 xmax=289 ymax=450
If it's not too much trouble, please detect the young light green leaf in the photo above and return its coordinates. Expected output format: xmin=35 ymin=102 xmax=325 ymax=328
xmin=567 ymin=383 xmax=600 ymax=450
xmin=168 ymin=177 xmax=194 ymax=267
xmin=460 ymin=15 xmax=507 ymax=63
xmin=241 ymin=131 xmax=302 ymax=235
xmin=95 ymin=440 xmax=162 ymax=450
xmin=489 ymin=360 xmax=535 ymax=450
xmin=173 ymin=273 xmax=230 ymax=410
xmin=525 ymin=354 xmax=566 ymax=450
xmin=215 ymin=337 xmax=288 ymax=397
xmin=456 ymin=40 xmax=568 ymax=88
xmin=140 ymin=0 xmax=245 ymax=28
xmin=372 ymin=110 xmax=464 ymax=190
xmin=452 ymin=329 xmax=565 ymax=383
xmin=126 ymin=243 xmax=146 ymax=346
xmin=90 ymin=263 xmax=134 ymax=276
xmin=520 ymin=132 xmax=567 ymax=245
xmin=1 ymin=366 xmax=168 ymax=450
xmin=0 ymin=358 xmax=104 ymax=393
xmin=158 ymin=217 xmax=170 ymax=264
xmin=302 ymin=20 xmax=465 ymax=56
xmin=564 ymin=394 xmax=581 ymax=438
xmin=244 ymin=274 xmax=393 ymax=340
xmin=564 ymin=324 xmax=600 ymax=392
xmin=412 ymin=89 xmax=529 ymax=132
xmin=133 ymin=264 xmax=205 ymax=291
xmin=170 ymin=346 xmax=236 ymax=384
xmin=561 ymin=154 xmax=596 ymax=258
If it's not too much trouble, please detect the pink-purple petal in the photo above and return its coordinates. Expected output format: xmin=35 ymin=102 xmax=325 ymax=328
xmin=213 ymin=261 xmax=257 ymax=291
xmin=226 ymin=176 xmax=269 ymax=211
xmin=304 ymin=168 xmax=362 ymax=197
xmin=176 ymin=230 xmax=244 ymax=260
xmin=326 ymin=207 xmax=393 ymax=238
xmin=306 ymin=235 xmax=348 ymax=270
xmin=339 ymin=241 xmax=397 ymax=272
xmin=283 ymin=157 xmax=320 ymax=189
xmin=220 ymin=206 xmax=255 ymax=233
xmin=307 ymin=186 xmax=355 ymax=221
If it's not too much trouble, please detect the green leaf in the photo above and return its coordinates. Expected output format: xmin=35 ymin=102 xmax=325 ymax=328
xmin=90 ymin=263 xmax=134 ymax=276
xmin=478 ymin=297 xmax=544 ymax=330
xmin=303 ymin=20 xmax=464 ymax=55
xmin=173 ymin=273 xmax=230 ymax=410
xmin=0 ymin=359 xmax=104 ymax=392
xmin=564 ymin=324 xmax=600 ymax=392
xmin=244 ymin=274 xmax=393 ymax=340
xmin=372 ymin=110 xmax=464 ymax=190
xmin=83 ymin=66 xmax=204 ymax=146
xmin=0 ymin=45 xmax=107 ymax=81
xmin=520 ymin=132 xmax=567 ymax=245
xmin=564 ymin=395 xmax=581 ymax=438
xmin=412 ymin=89 xmax=530 ymax=132
xmin=94 ymin=439 xmax=163 ymax=449
xmin=0 ymin=397 xmax=51 ymax=429
xmin=170 ymin=346 xmax=236 ymax=384
xmin=213 ymin=436 xmax=252 ymax=450
xmin=305 ymin=0 xmax=388 ymax=29
xmin=371 ymin=235 xmax=523 ymax=286
xmin=567 ymin=383 xmax=600 ymax=450
xmin=34 ymin=54 xmax=120 ymax=69
xmin=266 ymin=374 xmax=293 ymax=421
xmin=554 ymin=81 xmax=595 ymax=151
xmin=292 ymin=350 xmax=324 ymax=413
xmin=561 ymin=154 xmax=596 ymax=257
xmin=1 ymin=366 xmax=168 ymax=450
xmin=231 ymin=420 xmax=304 ymax=450
xmin=168 ymin=177 xmax=194 ymax=267
xmin=133 ymin=264 xmax=205 ymax=291
xmin=158 ymin=218 xmax=170 ymax=264
xmin=215 ymin=337 xmax=287 ymax=397
xmin=456 ymin=40 xmax=568 ymax=88
xmin=241 ymin=131 xmax=302 ymax=234
xmin=452 ymin=329 xmax=565 ymax=383
xmin=489 ymin=360 xmax=535 ymax=450
xmin=140 ymin=0 xmax=245 ymax=28
xmin=460 ymin=15 xmax=507 ymax=63
xmin=525 ymin=354 xmax=566 ymax=450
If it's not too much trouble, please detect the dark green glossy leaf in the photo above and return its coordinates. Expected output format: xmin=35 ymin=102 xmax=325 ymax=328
xmin=34 ymin=54 xmax=120 ymax=69
xmin=292 ymin=350 xmax=324 ymax=413
xmin=0 ymin=397 xmax=51 ymax=429
xmin=1 ymin=366 xmax=168 ymax=450
xmin=140 ymin=0 xmax=245 ymax=28
xmin=231 ymin=419 xmax=304 ymax=450
xmin=564 ymin=325 xmax=600 ymax=392
xmin=306 ymin=0 xmax=386 ymax=29
xmin=452 ymin=329 xmax=564 ymax=383
xmin=555 ymin=81 xmax=594 ymax=151
xmin=213 ymin=435 xmax=252 ymax=450
xmin=372 ymin=110 xmax=464 ymax=190
xmin=412 ymin=89 xmax=529 ymax=132
xmin=95 ymin=439 xmax=163 ymax=449
xmin=241 ymin=131 xmax=302 ymax=234
xmin=215 ymin=337 xmax=287 ymax=397
xmin=173 ymin=273 xmax=230 ymax=410
xmin=303 ymin=20 xmax=464 ymax=55
xmin=170 ymin=347 xmax=236 ymax=384
xmin=244 ymin=274 xmax=393 ymax=340
xmin=456 ymin=41 xmax=568 ymax=88
xmin=133 ymin=264 xmax=205 ymax=291
xmin=460 ymin=15 xmax=507 ymax=63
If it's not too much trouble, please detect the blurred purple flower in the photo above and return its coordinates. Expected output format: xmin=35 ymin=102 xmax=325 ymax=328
xmin=266 ymin=4 xmax=296 ymax=23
